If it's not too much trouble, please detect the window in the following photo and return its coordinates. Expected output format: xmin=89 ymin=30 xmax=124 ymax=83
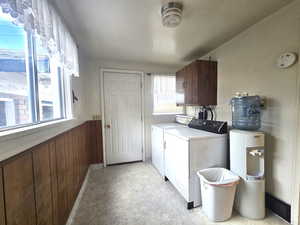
xmin=152 ymin=74 xmax=183 ymax=114
xmin=0 ymin=13 xmax=33 ymax=128
xmin=0 ymin=12 xmax=66 ymax=131
xmin=35 ymin=38 xmax=64 ymax=122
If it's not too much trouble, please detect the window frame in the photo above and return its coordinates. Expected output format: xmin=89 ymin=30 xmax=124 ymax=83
xmin=33 ymin=35 xmax=66 ymax=123
xmin=152 ymin=74 xmax=184 ymax=115
xmin=0 ymin=25 xmax=68 ymax=132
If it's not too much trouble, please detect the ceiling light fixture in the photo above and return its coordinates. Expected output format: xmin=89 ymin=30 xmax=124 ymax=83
xmin=161 ymin=2 xmax=183 ymax=28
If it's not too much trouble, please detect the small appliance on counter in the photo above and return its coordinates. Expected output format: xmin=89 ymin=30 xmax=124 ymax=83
xmin=230 ymin=130 xmax=265 ymax=219
xmin=198 ymin=106 xmax=214 ymax=120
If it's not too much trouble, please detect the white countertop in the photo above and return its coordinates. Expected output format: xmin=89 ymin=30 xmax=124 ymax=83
xmin=152 ymin=123 xmax=186 ymax=130
xmin=164 ymin=127 xmax=227 ymax=141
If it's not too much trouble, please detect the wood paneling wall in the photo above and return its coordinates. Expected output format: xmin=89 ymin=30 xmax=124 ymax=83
xmin=0 ymin=120 xmax=102 ymax=225
xmin=49 ymin=140 xmax=59 ymax=225
xmin=3 ymin=153 xmax=36 ymax=225
xmin=88 ymin=120 xmax=103 ymax=164
xmin=0 ymin=169 xmax=6 ymax=225
xmin=32 ymin=143 xmax=53 ymax=225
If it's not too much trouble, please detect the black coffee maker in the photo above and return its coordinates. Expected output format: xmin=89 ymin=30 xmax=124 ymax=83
xmin=198 ymin=106 xmax=214 ymax=120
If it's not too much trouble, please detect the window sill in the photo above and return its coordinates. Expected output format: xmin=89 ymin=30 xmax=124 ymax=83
xmin=0 ymin=118 xmax=78 ymax=142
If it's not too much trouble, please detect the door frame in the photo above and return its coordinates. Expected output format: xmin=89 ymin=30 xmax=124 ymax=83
xmin=100 ymin=68 xmax=145 ymax=167
xmin=291 ymin=51 xmax=300 ymax=225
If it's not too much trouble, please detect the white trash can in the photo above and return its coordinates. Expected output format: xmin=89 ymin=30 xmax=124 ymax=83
xmin=197 ymin=168 xmax=240 ymax=222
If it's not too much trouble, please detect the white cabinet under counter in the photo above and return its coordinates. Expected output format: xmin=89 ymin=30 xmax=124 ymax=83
xmin=164 ymin=127 xmax=227 ymax=209
xmin=151 ymin=123 xmax=185 ymax=176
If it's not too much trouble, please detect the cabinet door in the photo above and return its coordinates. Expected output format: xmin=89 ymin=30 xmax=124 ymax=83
xmin=3 ymin=153 xmax=37 ymax=225
xmin=191 ymin=62 xmax=200 ymax=104
xmin=164 ymin=134 xmax=189 ymax=200
xmin=176 ymin=69 xmax=185 ymax=105
xmin=197 ymin=61 xmax=217 ymax=106
xmin=184 ymin=66 xmax=194 ymax=104
xmin=0 ymin=168 xmax=5 ymax=225
xmin=151 ymin=126 xmax=164 ymax=176
xmin=32 ymin=143 xmax=54 ymax=225
xmin=186 ymin=61 xmax=202 ymax=105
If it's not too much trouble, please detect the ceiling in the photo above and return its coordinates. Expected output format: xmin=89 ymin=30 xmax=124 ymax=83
xmin=51 ymin=0 xmax=293 ymax=66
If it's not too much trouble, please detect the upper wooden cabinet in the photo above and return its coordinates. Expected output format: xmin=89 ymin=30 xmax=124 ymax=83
xmin=176 ymin=60 xmax=217 ymax=106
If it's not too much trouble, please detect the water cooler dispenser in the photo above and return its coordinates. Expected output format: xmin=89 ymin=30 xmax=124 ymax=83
xmin=230 ymin=130 xmax=265 ymax=219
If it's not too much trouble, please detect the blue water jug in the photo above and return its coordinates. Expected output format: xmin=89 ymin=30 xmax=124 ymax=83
xmin=231 ymin=95 xmax=262 ymax=130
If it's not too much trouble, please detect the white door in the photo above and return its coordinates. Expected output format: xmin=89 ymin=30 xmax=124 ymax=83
xmin=103 ymin=71 xmax=143 ymax=165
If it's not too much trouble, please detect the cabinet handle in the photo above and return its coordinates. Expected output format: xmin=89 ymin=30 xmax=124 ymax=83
xmin=164 ymin=141 xmax=166 ymax=149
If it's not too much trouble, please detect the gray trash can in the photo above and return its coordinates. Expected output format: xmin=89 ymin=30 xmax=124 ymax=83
xmin=197 ymin=168 xmax=240 ymax=222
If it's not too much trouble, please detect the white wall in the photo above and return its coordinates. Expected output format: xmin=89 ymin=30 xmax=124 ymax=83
xmin=71 ymin=74 xmax=89 ymax=121
xmin=79 ymin=56 xmax=179 ymax=160
xmin=198 ymin=1 xmax=300 ymax=205
xmin=78 ymin=0 xmax=300 ymax=208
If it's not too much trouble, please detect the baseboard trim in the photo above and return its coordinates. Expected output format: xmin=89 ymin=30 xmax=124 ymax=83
xmin=107 ymin=160 xmax=142 ymax=166
xmin=266 ymin=193 xmax=291 ymax=223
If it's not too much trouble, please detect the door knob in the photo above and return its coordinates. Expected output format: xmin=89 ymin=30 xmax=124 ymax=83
xmin=105 ymin=124 xmax=111 ymax=128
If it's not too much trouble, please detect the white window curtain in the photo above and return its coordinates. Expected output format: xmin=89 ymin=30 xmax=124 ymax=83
xmin=0 ymin=0 xmax=79 ymax=77
xmin=152 ymin=74 xmax=183 ymax=114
